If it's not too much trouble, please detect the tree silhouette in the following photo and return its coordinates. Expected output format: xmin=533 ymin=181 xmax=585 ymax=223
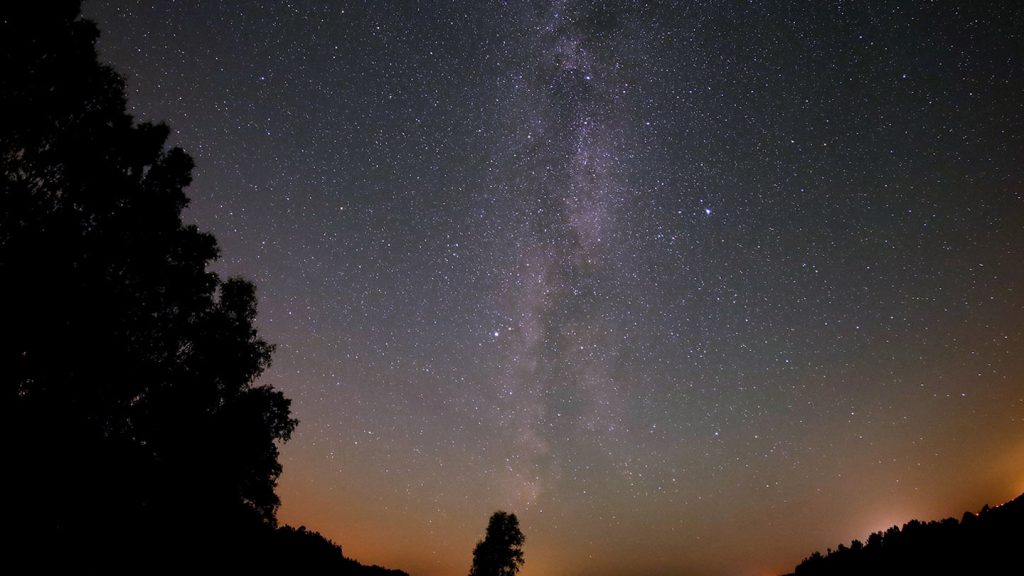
xmin=787 ymin=493 xmax=1024 ymax=576
xmin=469 ymin=511 xmax=526 ymax=576
xmin=2 ymin=1 xmax=295 ymax=566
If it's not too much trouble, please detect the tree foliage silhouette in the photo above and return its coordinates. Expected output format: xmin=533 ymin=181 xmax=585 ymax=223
xmin=469 ymin=511 xmax=526 ymax=576
xmin=787 ymin=493 xmax=1024 ymax=576
xmin=2 ymin=1 xmax=296 ymax=566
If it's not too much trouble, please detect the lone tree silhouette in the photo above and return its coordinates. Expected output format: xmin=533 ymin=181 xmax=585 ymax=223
xmin=2 ymin=1 xmax=295 ymax=567
xmin=469 ymin=511 xmax=526 ymax=576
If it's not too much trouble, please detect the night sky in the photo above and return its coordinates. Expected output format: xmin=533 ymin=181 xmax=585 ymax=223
xmin=85 ymin=2 xmax=1024 ymax=575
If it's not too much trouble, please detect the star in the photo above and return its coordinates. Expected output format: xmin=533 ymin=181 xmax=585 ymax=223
xmin=83 ymin=1 xmax=1024 ymax=575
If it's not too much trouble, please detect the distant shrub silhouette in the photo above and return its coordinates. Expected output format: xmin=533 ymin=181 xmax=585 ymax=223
xmin=470 ymin=511 xmax=526 ymax=576
xmin=2 ymin=1 xmax=297 ymax=568
xmin=786 ymin=493 xmax=1024 ymax=576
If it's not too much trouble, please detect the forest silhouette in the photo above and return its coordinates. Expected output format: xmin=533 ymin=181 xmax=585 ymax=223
xmin=1 ymin=2 xmax=403 ymax=573
xmin=784 ymin=493 xmax=1024 ymax=576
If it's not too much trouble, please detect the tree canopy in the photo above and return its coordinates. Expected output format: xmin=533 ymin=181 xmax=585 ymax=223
xmin=788 ymin=493 xmax=1024 ymax=576
xmin=469 ymin=511 xmax=526 ymax=576
xmin=2 ymin=1 xmax=295 ymax=567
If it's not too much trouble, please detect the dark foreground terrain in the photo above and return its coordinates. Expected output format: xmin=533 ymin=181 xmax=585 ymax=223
xmin=786 ymin=492 xmax=1024 ymax=575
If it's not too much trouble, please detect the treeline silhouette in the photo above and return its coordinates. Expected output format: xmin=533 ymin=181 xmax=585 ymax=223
xmin=786 ymin=493 xmax=1024 ymax=576
xmin=2 ymin=2 xmax=404 ymax=574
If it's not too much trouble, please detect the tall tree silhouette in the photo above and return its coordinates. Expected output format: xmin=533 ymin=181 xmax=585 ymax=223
xmin=469 ymin=512 xmax=526 ymax=576
xmin=1 ymin=1 xmax=295 ymax=567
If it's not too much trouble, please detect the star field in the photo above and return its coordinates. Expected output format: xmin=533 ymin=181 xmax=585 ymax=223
xmin=86 ymin=2 xmax=1024 ymax=575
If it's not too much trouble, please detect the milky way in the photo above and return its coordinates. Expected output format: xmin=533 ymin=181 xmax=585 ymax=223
xmin=87 ymin=2 xmax=1024 ymax=575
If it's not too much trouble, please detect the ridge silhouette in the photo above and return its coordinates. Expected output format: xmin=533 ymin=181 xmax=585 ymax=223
xmin=784 ymin=492 xmax=1024 ymax=576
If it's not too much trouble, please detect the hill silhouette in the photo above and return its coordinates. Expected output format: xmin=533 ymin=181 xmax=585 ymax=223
xmin=256 ymin=525 xmax=410 ymax=576
xmin=785 ymin=492 xmax=1024 ymax=576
